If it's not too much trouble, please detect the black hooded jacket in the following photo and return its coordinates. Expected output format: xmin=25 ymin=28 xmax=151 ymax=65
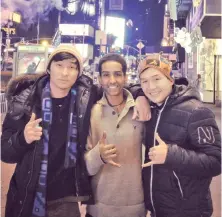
xmin=142 ymin=84 xmax=221 ymax=217
xmin=1 ymin=73 xmax=98 ymax=217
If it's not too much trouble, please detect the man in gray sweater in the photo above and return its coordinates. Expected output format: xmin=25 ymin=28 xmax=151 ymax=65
xmin=85 ymin=54 xmax=146 ymax=217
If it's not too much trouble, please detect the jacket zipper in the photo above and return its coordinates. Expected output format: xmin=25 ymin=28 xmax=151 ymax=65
xmin=17 ymin=144 xmax=37 ymax=217
xmin=75 ymin=88 xmax=86 ymax=198
xmin=150 ymin=97 xmax=169 ymax=217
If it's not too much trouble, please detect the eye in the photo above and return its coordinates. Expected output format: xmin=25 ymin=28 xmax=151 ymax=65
xmin=57 ymin=63 xmax=62 ymax=67
xmin=155 ymin=77 xmax=161 ymax=81
xmin=142 ymin=80 xmax=147 ymax=84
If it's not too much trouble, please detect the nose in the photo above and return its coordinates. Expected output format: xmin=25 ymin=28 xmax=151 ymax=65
xmin=145 ymin=80 xmax=156 ymax=91
xmin=62 ymin=67 xmax=68 ymax=76
xmin=110 ymin=74 xmax=116 ymax=83
xmin=149 ymin=81 xmax=156 ymax=89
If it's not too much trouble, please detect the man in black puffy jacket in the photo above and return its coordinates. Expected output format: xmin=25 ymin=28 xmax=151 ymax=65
xmin=137 ymin=54 xmax=221 ymax=217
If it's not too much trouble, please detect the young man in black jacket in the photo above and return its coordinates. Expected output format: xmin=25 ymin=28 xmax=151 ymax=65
xmin=137 ymin=54 xmax=221 ymax=217
xmin=1 ymin=44 xmax=98 ymax=217
xmin=1 ymin=45 xmax=149 ymax=217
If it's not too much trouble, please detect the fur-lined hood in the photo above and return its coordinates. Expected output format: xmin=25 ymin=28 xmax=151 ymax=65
xmin=5 ymin=73 xmax=46 ymax=101
xmin=5 ymin=73 xmax=94 ymax=101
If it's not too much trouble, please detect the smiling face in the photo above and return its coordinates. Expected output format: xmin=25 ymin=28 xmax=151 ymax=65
xmin=99 ymin=61 xmax=127 ymax=97
xmin=140 ymin=67 xmax=173 ymax=105
xmin=49 ymin=57 xmax=79 ymax=97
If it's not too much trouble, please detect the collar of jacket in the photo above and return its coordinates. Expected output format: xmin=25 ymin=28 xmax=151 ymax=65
xmin=97 ymin=88 xmax=135 ymax=109
xmin=150 ymin=84 xmax=200 ymax=110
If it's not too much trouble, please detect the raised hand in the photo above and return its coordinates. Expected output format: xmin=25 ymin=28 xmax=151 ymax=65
xmin=24 ymin=113 xmax=42 ymax=144
xmin=142 ymin=133 xmax=168 ymax=168
xmin=99 ymin=132 xmax=121 ymax=168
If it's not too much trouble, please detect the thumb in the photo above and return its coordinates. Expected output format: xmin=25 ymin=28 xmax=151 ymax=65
xmin=132 ymin=107 xmax=138 ymax=120
xmin=109 ymin=160 xmax=121 ymax=168
xmin=142 ymin=161 xmax=154 ymax=168
xmin=99 ymin=131 xmax=107 ymax=145
xmin=30 ymin=113 xmax=36 ymax=122
xmin=155 ymin=133 xmax=164 ymax=145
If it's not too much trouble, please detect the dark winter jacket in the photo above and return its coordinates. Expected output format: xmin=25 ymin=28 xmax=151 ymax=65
xmin=142 ymin=84 xmax=221 ymax=217
xmin=1 ymin=73 xmax=98 ymax=217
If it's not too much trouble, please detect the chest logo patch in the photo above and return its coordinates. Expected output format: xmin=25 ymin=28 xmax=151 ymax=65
xmin=197 ymin=126 xmax=215 ymax=144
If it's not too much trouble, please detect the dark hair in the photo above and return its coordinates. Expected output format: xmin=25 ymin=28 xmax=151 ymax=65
xmin=98 ymin=53 xmax=127 ymax=76
xmin=47 ymin=52 xmax=80 ymax=71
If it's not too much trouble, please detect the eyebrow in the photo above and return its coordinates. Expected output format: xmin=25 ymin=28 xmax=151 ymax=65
xmin=101 ymin=71 xmax=122 ymax=73
xmin=140 ymin=74 xmax=161 ymax=80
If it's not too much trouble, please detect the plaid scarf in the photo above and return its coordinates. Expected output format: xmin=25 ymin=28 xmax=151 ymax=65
xmin=32 ymin=81 xmax=78 ymax=217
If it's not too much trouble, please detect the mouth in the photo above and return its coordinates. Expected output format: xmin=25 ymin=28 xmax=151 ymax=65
xmin=108 ymin=85 xmax=119 ymax=89
xmin=149 ymin=91 xmax=160 ymax=96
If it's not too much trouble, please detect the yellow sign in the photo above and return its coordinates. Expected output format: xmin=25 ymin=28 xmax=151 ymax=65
xmin=2 ymin=28 xmax=16 ymax=35
xmin=12 ymin=12 xmax=21 ymax=23
xmin=18 ymin=45 xmax=46 ymax=52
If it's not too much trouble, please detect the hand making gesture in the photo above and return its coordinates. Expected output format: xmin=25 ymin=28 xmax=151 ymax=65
xmin=99 ymin=132 xmax=121 ymax=168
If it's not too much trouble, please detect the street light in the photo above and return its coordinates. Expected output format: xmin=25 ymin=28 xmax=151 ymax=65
xmin=161 ymin=38 xmax=169 ymax=46
xmin=41 ymin=40 xmax=49 ymax=46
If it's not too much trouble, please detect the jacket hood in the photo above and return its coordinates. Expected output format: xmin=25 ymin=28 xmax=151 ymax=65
xmin=5 ymin=72 xmax=93 ymax=101
xmin=168 ymin=84 xmax=201 ymax=106
xmin=5 ymin=73 xmax=46 ymax=100
xmin=47 ymin=44 xmax=83 ymax=76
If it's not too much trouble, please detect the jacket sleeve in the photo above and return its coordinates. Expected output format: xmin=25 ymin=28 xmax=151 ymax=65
xmin=165 ymin=107 xmax=221 ymax=178
xmin=1 ymin=113 xmax=34 ymax=164
xmin=126 ymin=84 xmax=145 ymax=99
xmin=84 ymin=105 xmax=105 ymax=176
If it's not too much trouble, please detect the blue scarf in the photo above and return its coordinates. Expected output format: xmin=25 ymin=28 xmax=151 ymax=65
xmin=32 ymin=81 xmax=78 ymax=217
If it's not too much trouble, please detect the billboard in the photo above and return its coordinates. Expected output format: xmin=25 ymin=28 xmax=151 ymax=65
xmin=14 ymin=45 xmax=48 ymax=76
xmin=105 ymin=16 xmax=125 ymax=48
xmin=59 ymin=24 xmax=94 ymax=37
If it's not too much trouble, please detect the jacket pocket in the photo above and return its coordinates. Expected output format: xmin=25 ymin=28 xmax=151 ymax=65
xmin=173 ymin=171 xmax=184 ymax=198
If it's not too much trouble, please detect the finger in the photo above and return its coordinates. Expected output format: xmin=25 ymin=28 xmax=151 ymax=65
xmin=33 ymin=118 xmax=42 ymax=126
xmin=30 ymin=136 xmax=42 ymax=141
xmin=33 ymin=127 xmax=43 ymax=133
xmin=149 ymin=147 xmax=155 ymax=152
xmin=99 ymin=131 xmax=107 ymax=145
xmin=30 ymin=113 xmax=36 ymax=122
xmin=105 ymin=144 xmax=116 ymax=150
xmin=132 ymin=107 xmax=138 ymax=120
xmin=105 ymin=148 xmax=117 ymax=156
xmin=33 ymin=132 xmax=42 ymax=137
xmin=28 ymin=132 xmax=42 ymax=138
xmin=148 ymin=151 xmax=153 ymax=156
xmin=142 ymin=161 xmax=154 ymax=168
xmin=105 ymin=154 xmax=117 ymax=159
xmin=109 ymin=160 xmax=121 ymax=168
